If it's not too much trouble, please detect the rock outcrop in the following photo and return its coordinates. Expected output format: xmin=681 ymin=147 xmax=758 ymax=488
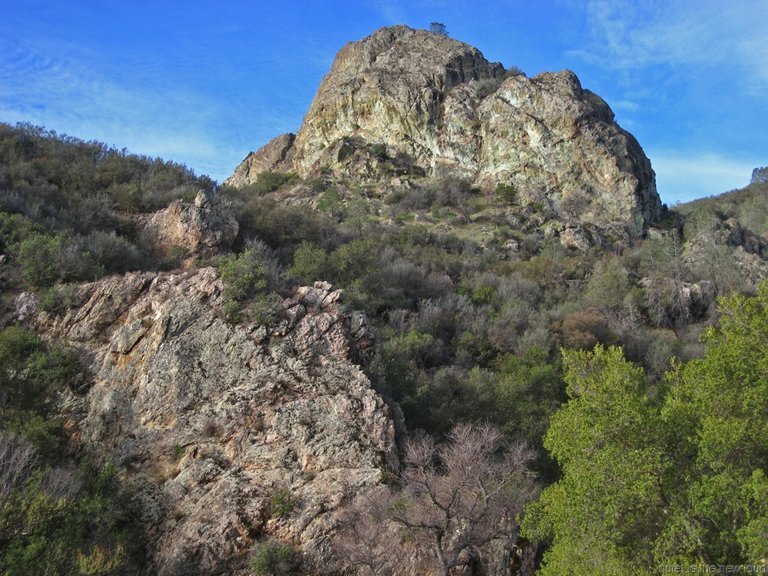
xmin=225 ymin=133 xmax=296 ymax=188
xmin=230 ymin=25 xmax=661 ymax=235
xmin=144 ymin=191 xmax=239 ymax=259
xmin=35 ymin=270 xmax=396 ymax=575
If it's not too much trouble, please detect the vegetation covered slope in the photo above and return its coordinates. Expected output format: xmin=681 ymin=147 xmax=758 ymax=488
xmin=0 ymin=122 xmax=215 ymax=295
xmin=0 ymin=120 xmax=766 ymax=572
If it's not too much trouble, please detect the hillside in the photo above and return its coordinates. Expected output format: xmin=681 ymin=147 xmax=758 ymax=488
xmin=1 ymin=26 xmax=768 ymax=576
xmin=677 ymin=176 xmax=768 ymax=239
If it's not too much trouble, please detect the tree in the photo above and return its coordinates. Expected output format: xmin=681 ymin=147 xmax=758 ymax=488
xmin=336 ymin=424 xmax=538 ymax=575
xmin=661 ymin=283 xmax=768 ymax=565
xmin=522 ymin=345 xmax=668 ymax=574
xmin=429 ymin=22 xmax=449 ymax=36
xmin=523 ymin=285 xmax=768 ymax=571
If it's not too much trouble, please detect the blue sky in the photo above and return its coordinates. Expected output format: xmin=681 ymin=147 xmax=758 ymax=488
xmin=1 ymin=1 xmax=766 ymax=204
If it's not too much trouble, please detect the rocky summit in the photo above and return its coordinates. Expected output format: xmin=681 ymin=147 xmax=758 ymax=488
xmin=228 ymin=25 xmax=662 ymax=236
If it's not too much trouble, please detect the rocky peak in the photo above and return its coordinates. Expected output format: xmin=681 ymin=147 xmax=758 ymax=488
xmin=292 ymin=25 xmax=504 ymax=178
xmin=230 ymin=25 xmax=662 ymax=236
xmin=225 ymin=133 xmax=295 ymax=188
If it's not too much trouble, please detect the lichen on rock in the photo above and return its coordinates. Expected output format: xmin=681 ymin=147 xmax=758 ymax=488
xmin=35 ymin=269 xmax=397 ymax=575
xmin=230 ymin=25 xmax=662 ymax=237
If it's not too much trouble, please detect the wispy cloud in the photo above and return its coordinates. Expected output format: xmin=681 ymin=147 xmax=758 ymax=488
xmin=0 ymin=41 xmax=247 ymax=180
xmin=572 ymin=0 xmax=768 ymax=92
xmin=372 ymin=0 xmax=407 ymax=24
xmin=649 ymin=150 xmax=759 ymax=203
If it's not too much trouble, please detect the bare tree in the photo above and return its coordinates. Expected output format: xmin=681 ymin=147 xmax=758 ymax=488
xmin=430 ymin=22 xmax=449 ymax=37
xmin=333 ymin=486 xmax=399 ymax=576
xmin=0 ymin=431 xmax=38 ymax=500
xmin=335 ymin=424 xmax=538 ymax=575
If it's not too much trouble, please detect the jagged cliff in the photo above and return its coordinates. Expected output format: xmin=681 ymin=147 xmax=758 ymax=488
xmin=29 ymin=271 xmax=397 ymax=575
xmin=228 ymin=25 xmax=661 ymax=235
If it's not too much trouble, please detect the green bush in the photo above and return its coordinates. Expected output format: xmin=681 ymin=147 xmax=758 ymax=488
xmin=0 ymin=326 xmax=80 ymax=453
xmin=371 ymin=143 xmax=388 ymax=160
xmin=267 ymin=488 xmax=298 ymax=518
xmin=0 ymin=446 xmax=145 ymax=575
xmin=494 ymin=182 xmax=517 ymax=204
xmin=15 ymin=233 xmax=62 ymax=287
xmin=316 ymin=187 xmax=345 ymax=220
xmin=250 ymin=540 xmax=301 ymax=576
xmin=290 ymin=242 xmax=329 ymax=284
xmin=217 ymin=248 xmax=283 ymax=325
xmin=39 ymin=283 xmax=82 ymax=314
xmin=248 ymin=172 xmax=298 ymax=196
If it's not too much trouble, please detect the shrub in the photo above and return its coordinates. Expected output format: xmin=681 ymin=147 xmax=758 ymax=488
xmin=316 ymin=187 xmax=345 ymax=220
xmin=267 ymin=488 xmax=298 ymax=518
xmin=290 ymin=242 xmax=329 ymax=284
xmin=371 ymin=143 xmax=388 ymax=160
xmin=39 ymin=283 xmax=81 ymax=314
xmin=249 ymin=172 xmax=298 ymax=196
xmin=494 ymin=182 xmax=517 ymax=204
xmin=429 ymin=22 xmax=448 ymax=36
xmin=15 ymin=232 xmax=61 ymax=287
xmin=218 ymin=251 xmax=267 ymax=301
xmin=250 ymin=540 xmax=301 ymax=576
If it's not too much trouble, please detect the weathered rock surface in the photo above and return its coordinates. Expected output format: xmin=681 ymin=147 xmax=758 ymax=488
xmin=144 ymin=191 xmax=239 ymax=259
xmin=35 ymin=269 xmax=396 ymax=575
xmin=225 ymin=133 xmax=296 ymax=188
xmin=231 ymin=25 xmax=661 ymax=235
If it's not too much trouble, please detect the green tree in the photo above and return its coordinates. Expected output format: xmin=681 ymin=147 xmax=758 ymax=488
xmin=524 ymin=284 xmax=768 ymax=571
xmin=522 ymin=345 xmax=667 ymax=574
xmin=661 ymin=283 xmax=768 ymax=565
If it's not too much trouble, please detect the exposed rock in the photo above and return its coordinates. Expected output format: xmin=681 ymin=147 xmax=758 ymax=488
xmin=291 ymin=26 xmax=503 ymax=178
xmin=475 ymin=70 xmax=659 ymax=235
xmin=36 ymin=269 xmax=397 ymax=575
xmin=560 ymin=226 xmax=592 ymax=251
xmin=14 ymin=292 xmax=37 ymax=322
xmin=231 ymin=25 xmax=661 ymax=236
xmin=638 ymin=277 xmax=717 ymax=320
xmin=144 ymin=191 xmax=239 ymax=260
xmin=224 ymin=133 xmax=296 ymax=188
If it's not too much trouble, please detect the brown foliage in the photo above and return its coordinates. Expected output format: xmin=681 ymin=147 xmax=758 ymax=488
xmin=333 ymin=424 xmax=538 ymax=575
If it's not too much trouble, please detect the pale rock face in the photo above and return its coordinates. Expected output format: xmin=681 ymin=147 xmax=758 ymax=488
xmin=292 ymin=25 xmax=504 ymax=177
xmin=37 ymin=270 xmax=397 ymax=575
xmin=230 ymin=25 xmax=662 ymax=236
xmin=144 ymin=191 xmax=239 ymax=259
xmin=224 ymin=133 xmax=296 ymax=188
xmin=475 ymin=71 xmax=659 ymax=234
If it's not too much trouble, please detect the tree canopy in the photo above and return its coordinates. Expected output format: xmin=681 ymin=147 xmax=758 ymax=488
xmin=523 ymin=283 xmax=768 ymax=572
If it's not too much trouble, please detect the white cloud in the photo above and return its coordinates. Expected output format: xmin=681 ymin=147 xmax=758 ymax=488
xmin=372 ymin=0 xmax=407 ymax=24
xmin=611 ymin=100 xmax=639 ymax=112
xmin=0 ymin=42 xmax=249 ymax=180
xmin=649 ymin=150 xmax=759 ymax=204
xmin=573 ymin=0 xmax=768 ymax=90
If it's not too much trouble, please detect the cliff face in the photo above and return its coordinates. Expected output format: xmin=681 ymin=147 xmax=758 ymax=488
xmin=34 ymin=270 xmax=397 ymax=575
xmin=229 ymin=25 xmax=662 ymax=234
